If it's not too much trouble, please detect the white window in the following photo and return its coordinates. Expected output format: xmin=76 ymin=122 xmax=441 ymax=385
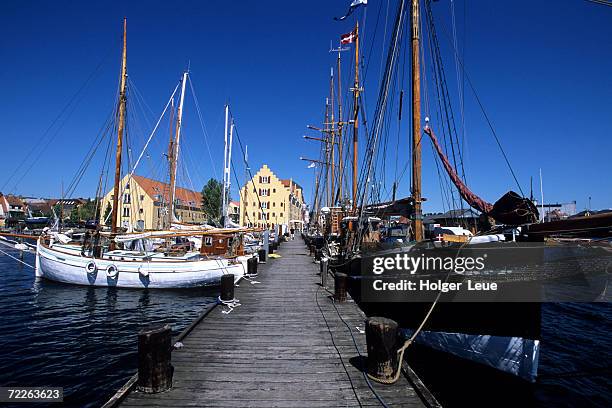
xmin=261 ymin=176 xmax=270 ymax=184
xmin=122 ymin=207 xmax=130 ymax=217
xmin=204 ymin=236 xmax=213 ymax=246
xmin=123 ymin=193 xmax=131 ymax=204
xmin=261 ymin=202 xmax=268 ymax=209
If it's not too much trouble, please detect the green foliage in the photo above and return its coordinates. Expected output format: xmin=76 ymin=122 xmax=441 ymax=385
xmin=103 ymin=202 xmax=112 ymax=226
xmin=70 ymin=200 xmax=97 ymax=222
xmin=201 ymin=178 xmax=224 ymax=223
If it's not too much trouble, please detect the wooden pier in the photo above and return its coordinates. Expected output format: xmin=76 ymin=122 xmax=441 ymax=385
xmin=108 ymin=239 xmax=437 ymax=407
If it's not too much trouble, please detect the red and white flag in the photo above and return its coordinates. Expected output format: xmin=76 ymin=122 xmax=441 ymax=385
xmin=340 ymin=29 xmax=357 ymax=45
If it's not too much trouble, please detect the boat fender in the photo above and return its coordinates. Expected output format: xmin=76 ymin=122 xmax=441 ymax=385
xmin=138 ymin=265 xmax=149 ymax=277
xmin=106 ymin=264 xmax=119 ymax=279
xmin=85 ymin=261 xmax=97 ymax=275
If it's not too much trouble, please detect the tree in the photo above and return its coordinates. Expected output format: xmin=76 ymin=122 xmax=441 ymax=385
xmin=73 ymin=200 xmax=97 ymax=222
xmin=103 ymin=202 xmax=112 ymax=226
xmin=201 ymin=178 xmax=223 ymax=223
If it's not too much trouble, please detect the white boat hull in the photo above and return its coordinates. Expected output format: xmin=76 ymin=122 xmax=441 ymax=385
xmin=36 ymin=240 xmax=247 ymax=289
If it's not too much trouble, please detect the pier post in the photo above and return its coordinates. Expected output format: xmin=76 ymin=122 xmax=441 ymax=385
xmin=263 ymin=230 xmax=270 ymax=258
xmin=309 ymin=245 xmax=314 ymax=256
xmin=220 ymin=274 xmax=235 ymax=301
xmin=334 ymin=273 xmax=347 ymax=302
xmin=137 ymin=325 xmax=173 ymax=393
xmin=258 ymin=248 xmax=266 ymax=263
xmin=247 ymin=257 xmax=258 ymax=276
xmin=366 ymin=317 xmax=399 ymax=383
xmin=320 ymin=258 xmax=328 ymax=287
xmin=314 ymin=248 xmax=322 ymax=262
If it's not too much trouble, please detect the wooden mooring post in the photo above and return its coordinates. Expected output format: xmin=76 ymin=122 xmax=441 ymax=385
xmin=366 ymin=317 xmax=400 ymax=383
xmin=137 ymin=325 xmax=173 ymax=393
xmin=258 ymin=248 xmax=266 ymax=263
xmin=247 ymin=256 xmax=258 ymax=276
xmin=220 ymin=274 xmax=235 ymax=301
xmin=320 ymin=258 xmax=328 ymax=287
xmin=334 ymin=272 xmax=347 ymax=302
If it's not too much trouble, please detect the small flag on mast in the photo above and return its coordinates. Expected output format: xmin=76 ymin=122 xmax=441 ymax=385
xmin=334 ymin=0 xmax=367 ymax=21
xmin=340 ymin=29 xmax=357 ymax=45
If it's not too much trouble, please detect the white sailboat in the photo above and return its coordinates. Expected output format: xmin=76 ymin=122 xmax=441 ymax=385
xmin=35 ymin=19 xmax=255 ymax=288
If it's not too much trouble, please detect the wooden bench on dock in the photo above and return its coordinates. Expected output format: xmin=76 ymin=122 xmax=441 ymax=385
xmin=105 ymin=238 xmax=438 ymax=407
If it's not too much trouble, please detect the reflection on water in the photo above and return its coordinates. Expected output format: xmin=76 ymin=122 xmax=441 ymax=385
xmin=0 ymin=249 xmax=218 ymax=408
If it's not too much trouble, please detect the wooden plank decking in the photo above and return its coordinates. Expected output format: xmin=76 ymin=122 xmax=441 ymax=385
xmin=117 ymin=238 xmax=433 ymax=407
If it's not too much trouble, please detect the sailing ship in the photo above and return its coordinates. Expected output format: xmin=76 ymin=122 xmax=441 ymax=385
xmin=306 ymin=0 xmax=611 ymax=382
xmin=34 ymin=19 xmax=257 ymax=288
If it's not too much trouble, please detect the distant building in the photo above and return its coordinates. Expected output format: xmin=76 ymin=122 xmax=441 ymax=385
xmin=0 ymin=194 xmax=27 ymax=227
xmin=228 ymin=201 xmax=240 ymax=224
xmin=22 ymin=197 xmax=53 ymax=217
xmin=48 ymin=198 xmax=88 ymax=219
xmin=239 ymin=164 xmax=305 ymax=230
xmin=423 ymin=208 xmax=480 ymax=235
xmin=532 ymin=201 xmax=576 ymax=221
xmin=100 ymin=174 xmax=205 ymax=231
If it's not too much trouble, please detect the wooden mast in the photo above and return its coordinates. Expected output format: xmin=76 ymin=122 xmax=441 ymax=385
xmin=329 ymin=68 xmax=335 ymax=206
xmin=325 ymin=97 xmax=331 ymax=207
xmin=167 ymin=71 xmax=188 ymax=227
xmin=411 ymin=0 xmax=423 ymax=241
xmin=111 ymin=18 xmax=128 ymax=237
xmin=336 ymin=46 xmax=343 ymax=204
xmin=351 ymin=22 xmax=360 ymax=213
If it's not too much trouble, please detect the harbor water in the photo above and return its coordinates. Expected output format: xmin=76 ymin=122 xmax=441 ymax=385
xmin=0 ymin=249 xmax=218 ymax=408
xmin=0 ymin=247 xmax=609 ymax=407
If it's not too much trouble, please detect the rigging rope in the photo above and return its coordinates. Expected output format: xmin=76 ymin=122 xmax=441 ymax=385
xmin=425 ymin=0 xmax=525 ymax=196
xmin=0 ymin=248 xmax=34 ymax=269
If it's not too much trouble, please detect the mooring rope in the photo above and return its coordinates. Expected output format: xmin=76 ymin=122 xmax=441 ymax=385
xmin=0 ymin=248 xmax=34 ymax=269
xmin=218 ymin=296 xmax=241 ymax=315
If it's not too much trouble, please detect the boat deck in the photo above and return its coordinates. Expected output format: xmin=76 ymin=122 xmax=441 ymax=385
xmin=109 ymin=238 xmax=435 ymax=407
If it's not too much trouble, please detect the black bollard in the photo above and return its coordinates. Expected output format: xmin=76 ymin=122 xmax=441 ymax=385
xmin=268 ymin=244 xmax=274 ymax=255
xmin=246 ymin=257 xmax=255 ymax=275
xmin=334 ymin=273 xmax=347 ymax=302
xmin=314 ymin=249 xmax=322 ymax=261
xmin=366 ymin=317 xmax=400 ymax=383
xmin=320 ymin=258 xmax=328 ymax=287
xmin=251 ymin=256 xmax=258 ymax=275
xmin=137 ymin=324 xmax=173 ymax=393
xmin=220 ymin=274 xmax=235 ymax=301
xmin=258 ymin=249 xmax=266 ymax=263
xmin=309 ymin=245 xmax=314 ymax=256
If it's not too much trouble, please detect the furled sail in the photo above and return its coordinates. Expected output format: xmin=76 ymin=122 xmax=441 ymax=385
xmin=424 ymin=126 xmax=539 ymax=225
xmin=424 ymin=126 xmax=493 ymax=214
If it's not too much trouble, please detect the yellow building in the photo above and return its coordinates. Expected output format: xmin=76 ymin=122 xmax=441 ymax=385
xmin=239 ymin=164 xmax=305 ymax=230
xmin=229 ymin=201 xmax=240 ymax=224
xmin=100 ymin=174 xmax=205 ymax=230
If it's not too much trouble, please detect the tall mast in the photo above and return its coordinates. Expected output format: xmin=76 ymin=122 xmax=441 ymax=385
xmin=351 ymin=22 xmax=360 ymax=213
xmin=111 ymin=18 xmax=128 ymax=236
xmin=167 ymin=70 xmax=188 ymax=227
xmin=324 ymin=97 xmax=331 ymax=207
xmin=329 ymin=68 xmax=335 ymax=206
xmin=222 ymin=105 xmax=234 ymax=227
xmin=411 ymin=0 xmax=423 ymax=241
xmin=222 ymin=104 xmax=229 ymax=225
xmin=336 ymin=46 xmax=344 ymax=204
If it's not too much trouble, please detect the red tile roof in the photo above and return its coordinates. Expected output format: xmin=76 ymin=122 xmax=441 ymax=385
xmin=132 ymin=175 xmax=202 ymax=207
xmin=280 ymin=179 xmax=303 ymax=192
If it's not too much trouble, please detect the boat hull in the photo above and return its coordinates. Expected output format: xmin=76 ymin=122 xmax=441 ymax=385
xmin=36 ymin=240 xmax=247 ymax=289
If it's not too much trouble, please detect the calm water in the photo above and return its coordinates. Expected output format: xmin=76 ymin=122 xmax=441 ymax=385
xmin=0 ymin=247 xmax=610 ymax=407
xmin=0 ymin=248 xmax=218 ymax=408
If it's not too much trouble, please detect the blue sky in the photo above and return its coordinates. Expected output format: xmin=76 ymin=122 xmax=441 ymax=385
xmin=0 ymin=0 xmax=610 ymax=213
